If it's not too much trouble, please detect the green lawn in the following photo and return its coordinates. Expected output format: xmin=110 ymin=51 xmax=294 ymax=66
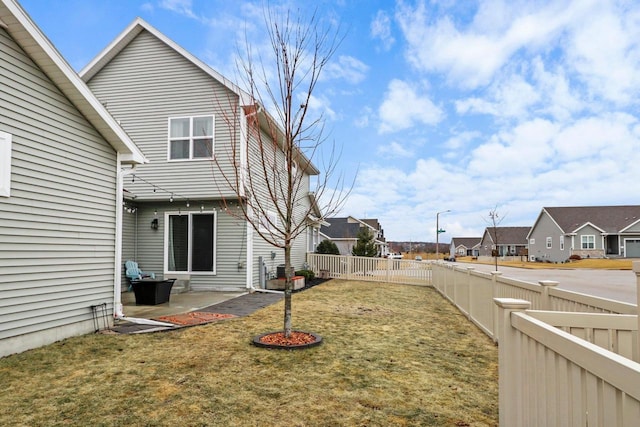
xmin=0 ymin=280 xmax=498 ymax=426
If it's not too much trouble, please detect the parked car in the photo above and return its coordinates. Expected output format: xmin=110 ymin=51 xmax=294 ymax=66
xmin=414 ymin=256 xmax=422 ymax=261
xmin=444 ymin=255 xmax=456 ymax=262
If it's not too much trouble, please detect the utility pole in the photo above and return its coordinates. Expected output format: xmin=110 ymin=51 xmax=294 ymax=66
xmin=436 ymin=210 xmax=450 ymax=259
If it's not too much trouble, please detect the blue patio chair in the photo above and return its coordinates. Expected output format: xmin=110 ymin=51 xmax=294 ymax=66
xmin=124 ymin=260 xmax=155 ymax=290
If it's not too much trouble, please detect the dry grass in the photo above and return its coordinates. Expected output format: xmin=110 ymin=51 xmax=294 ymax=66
xmin=456 ymin=256 xmax=632 ymax=270
xmin=0 ymin=280 xmax=498 ymax=426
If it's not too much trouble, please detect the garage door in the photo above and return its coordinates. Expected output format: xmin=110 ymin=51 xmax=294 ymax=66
xmin=625 ymin=239 xmax=640 ymax=257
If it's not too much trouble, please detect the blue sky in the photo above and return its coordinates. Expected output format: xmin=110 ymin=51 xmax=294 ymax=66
xmin=18 ymin=0 xmax=640 ymax=243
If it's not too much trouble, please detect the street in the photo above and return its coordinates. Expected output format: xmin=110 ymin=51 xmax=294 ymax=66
xmin=454 ymin=262 xmax=638 ymax=305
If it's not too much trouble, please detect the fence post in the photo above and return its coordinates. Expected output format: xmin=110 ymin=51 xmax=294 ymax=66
xmin=494 ymin=298 xmax=531 ymax=427
xmin=633 ymin=261 xmax=640 ymax=362
xmin=538 ymin=280 xmax=558 ymax=310
xmin=466 ymin=267 xmax=475 ymax=320
xmin=491 ymin=271 xmax=503 ymax=342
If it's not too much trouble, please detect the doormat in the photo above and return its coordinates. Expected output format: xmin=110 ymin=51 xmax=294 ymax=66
xmin=155 ymin=312 xmax=237 ymax=326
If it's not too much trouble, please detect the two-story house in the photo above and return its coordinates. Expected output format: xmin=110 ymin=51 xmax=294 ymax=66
xmin=320 ymin=217 xmax=387 ymax=256
xmin=527 ymin=206 xmax=640 ymax=262
xmin=80 ymin=18 xmax=322 ymax=292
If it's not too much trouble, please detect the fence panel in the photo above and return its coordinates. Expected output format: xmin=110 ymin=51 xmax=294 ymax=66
xmin=306 ymin=254 xmax=431 ymax=286
xmin=496 ymin=299 xmax=640 ymax=426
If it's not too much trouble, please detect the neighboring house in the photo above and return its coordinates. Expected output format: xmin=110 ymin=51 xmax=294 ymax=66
xmin=527 ymin=205 xmax=640 ymax=262
xmin=478 ymin=226 xmax=530 ymax=258
xmin=320 ymin=217 xmax=387 ymax=256
xmin=449 ymin=237 xmax=481 ymax=258
xmin=0 ymin=0 xmax=146 ymax=357
xmin=361 ymin=218 xmax=389 ymax=256
xmin=80 ymin=18 xmax=322 ymax=291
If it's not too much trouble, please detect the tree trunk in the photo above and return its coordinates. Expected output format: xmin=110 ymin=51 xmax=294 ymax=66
xmin=283 ymin=244 xmax=292 ymax=337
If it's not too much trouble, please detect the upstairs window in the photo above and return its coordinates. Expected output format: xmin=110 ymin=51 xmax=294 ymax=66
xmin=581 ymin=235 xmax=595 ymax=249
xmin=169 ymin=115 xmax=214 ymax=160
xmin=546 ymin=237 xmax=552 ymax=249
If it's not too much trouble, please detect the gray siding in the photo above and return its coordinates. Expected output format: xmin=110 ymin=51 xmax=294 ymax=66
xmin=127 ymin=201 xmax=247 ymax=292
xmin=86 ymin=31 xmax=240 ymax=200
xmin=528 ymin=211 xmax=566 ymax=262
xmin=0 ymin=28 xmax=118 ymax=356
xmin=87 ymin=27 xmax=312 ymax=291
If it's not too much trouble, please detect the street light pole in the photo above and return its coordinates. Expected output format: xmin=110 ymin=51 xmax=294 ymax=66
xmin=436 ymin=209 xmax=450 ymax=259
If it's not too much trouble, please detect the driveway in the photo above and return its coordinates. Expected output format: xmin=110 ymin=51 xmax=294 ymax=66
xmin=455 ymin=262 xmax=638 ymax=305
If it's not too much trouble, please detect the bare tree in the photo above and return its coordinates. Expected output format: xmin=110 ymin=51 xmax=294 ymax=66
xmin=485 ymin=206 xmax=505 ymax=271
xmin=215 ymin=6 xmax=350 ymax=338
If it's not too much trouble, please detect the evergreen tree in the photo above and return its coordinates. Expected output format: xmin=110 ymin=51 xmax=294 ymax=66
xmin=316 ymin=240 xmax=340 ymax=255
xmin=352 ymin=228 xmax=377 ymax=257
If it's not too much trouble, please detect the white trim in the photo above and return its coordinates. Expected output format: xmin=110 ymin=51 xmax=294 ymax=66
xmin=0 ymin=131 xmax=11 ymax=197
xmin=581 ymin=234 xmax=596 ymax=249
xmin=1 ymin=0 xmax=147 ymax=164
xmin=113 ymin=158 xmax=134 ymax=318
xmin=167 ymin=114 xmax=215 ymax=161
xmin=163 ymin=210 xmax=218 ymax=275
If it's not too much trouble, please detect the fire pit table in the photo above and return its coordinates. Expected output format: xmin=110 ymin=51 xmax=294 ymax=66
xmin=130 ymin=278 xmax=176 ymax=305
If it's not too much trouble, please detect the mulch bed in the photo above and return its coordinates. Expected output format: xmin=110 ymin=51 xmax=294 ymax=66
xmin=292 ymin=277 xmax=330 ymax=293
xmin=155 ymin=311 xmax=236 ymax=326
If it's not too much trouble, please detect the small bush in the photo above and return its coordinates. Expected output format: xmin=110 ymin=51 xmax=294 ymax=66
xmin=569 ymin=254 xmax=581 ymax=260
xmin=295 ymin=269 xmax=315 ymax=282
xmin=316 ymin=240 xmax=340 ymax=255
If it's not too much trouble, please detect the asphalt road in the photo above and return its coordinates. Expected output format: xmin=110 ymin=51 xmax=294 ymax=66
xmin=455 ymin=262 xmax=638 ymax=305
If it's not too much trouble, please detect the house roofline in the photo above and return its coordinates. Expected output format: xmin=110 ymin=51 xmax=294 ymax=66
xmin=0 ymin=0 xmax=147 ymax=165
xmin=80 ymin=17 xmax=318 ymax=175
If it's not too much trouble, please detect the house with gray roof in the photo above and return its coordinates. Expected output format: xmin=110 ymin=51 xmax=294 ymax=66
xmin=527 ymin=205 xmax=640 ymax=262
xmin=478 ymin=226 xmax=530 ymax=259
xmin=320 ymin=216 xmax=388 ymax=256
xmin=449 ymin=237 xmax=481 ymax=258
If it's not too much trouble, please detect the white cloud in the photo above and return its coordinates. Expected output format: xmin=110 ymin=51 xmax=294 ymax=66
xmin=306 ymin=93 xmax=337 ymax=121
xmin=565 ymin=2 xmax=640 ymax=105
xmin=377 ymin=141 xmax=413 ymax=158
xmin=395 ymin=0 xmax=574 ymax=89
xmin=159 ymin=0 xmax=203 ymax=22
xmin=378 ymin=79 xmax=443 ymax=133
xmin=323 ymin=55 xmax=369 ymax=84
xmin=370 ymin=10 xmax=395 ymax=51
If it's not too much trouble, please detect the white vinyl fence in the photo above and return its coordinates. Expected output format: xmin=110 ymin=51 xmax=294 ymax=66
xmin=430 ymin=262 xmax=637 ymax=345
xmin=308 ymin=254 xmax=640 ymax=424
xmin=496 ymin=299 xmax=640 ymax=426
xmin=306 ymin=253 xmax=431 ymax=286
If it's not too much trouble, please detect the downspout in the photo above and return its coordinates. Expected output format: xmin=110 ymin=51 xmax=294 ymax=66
xmin=114 ymin=158 xmax=176 ymax=326
xmin=113 ymin=154 xmax=127 ymax=319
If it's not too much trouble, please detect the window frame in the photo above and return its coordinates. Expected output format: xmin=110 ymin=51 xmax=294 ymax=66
xmin=546 ymin=237 xmax=552 ymax=249
xmin=164 ymin=211 xmax=217 ymax=275
xmin=259 ymin=210 xmax=278 ymax=234
xmin=0 ymin=131 xmax=11 ymax=197
xmin=560 ymin=236 xmax=564 ymax=251
xmin=581 ymin=235 xmax=595 ymax=250
xmin=167 ymin=114 xmax=215 ymax=161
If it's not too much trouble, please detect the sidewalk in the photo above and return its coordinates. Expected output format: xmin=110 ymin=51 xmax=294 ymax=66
xmin=111 ymin=291 xmax=284 ymax=334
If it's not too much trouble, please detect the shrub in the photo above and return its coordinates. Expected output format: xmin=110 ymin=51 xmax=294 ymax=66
xmin=295 ymin=269 xmax=315 ymax=282
xmin=316 ymin=240 xmax=340 ymax=255
xmin=569 ymin=254 xmax=582 ymax=260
